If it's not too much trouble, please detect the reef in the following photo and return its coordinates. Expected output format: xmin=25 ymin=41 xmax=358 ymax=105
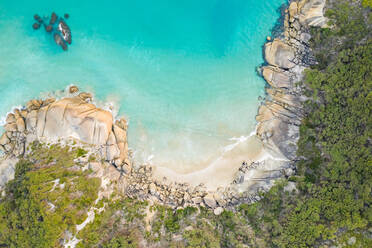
xmin=32 ymin=12 xmax=72 ymax=51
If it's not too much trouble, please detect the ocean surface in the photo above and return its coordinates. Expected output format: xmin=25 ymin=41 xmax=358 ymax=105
xmin=0 ymin=0 xmax=287 ymax=171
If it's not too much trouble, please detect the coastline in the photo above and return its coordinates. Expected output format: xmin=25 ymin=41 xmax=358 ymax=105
xmin=144 ymin=0 xmax=329 ymax=205
xmin=0 ymin=0 xmax=328 ymax=211
xmin=256 ymin=0 xmax=328 ymax=160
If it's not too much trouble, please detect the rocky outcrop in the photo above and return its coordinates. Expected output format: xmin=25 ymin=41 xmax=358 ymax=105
xmin=298 ymin=0 xmax=328 ymax=28
xmin=33 ymin=12 xmax=72 ymax=51
xmin=121 ymin=162 xmax=266 ymax=212
xmin=257 ymin=0 xmax=326 ymax=160
xmin=33 ymin=97 xmax=113 ymax=145
xmin=264 ymin=39 xmax=296 ymax=69
xmin=0 ymin=157 xmax=18 ymax=192
xmin=0 ymin=86 xmax=131 ymax=175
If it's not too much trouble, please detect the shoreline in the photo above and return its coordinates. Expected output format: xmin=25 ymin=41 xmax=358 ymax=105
xmin=0 ymin=0 xmax=327 ymax=211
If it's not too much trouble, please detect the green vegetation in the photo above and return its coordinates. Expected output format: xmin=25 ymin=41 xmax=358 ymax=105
xmin=310 ymin=0 xmax=371 ymax=69
xmin=239 ymin=1 xmax=372 ymax=247
xmin=76 ymin=197 xmax=147 ymax=247
xmin=78 ymin=199 xmax=254 ymax=247
xmin=362 ymin=0 xmax=372 ymax=8
xmin=76 ymin=147 xmax=88 ymax=158
xmin=0 ymin=143 xmax=101 ymax=247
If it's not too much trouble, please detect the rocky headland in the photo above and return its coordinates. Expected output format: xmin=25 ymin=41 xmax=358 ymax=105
xmin=0 ymin=0 xmax=327 ymax=214
xmin=257 ymin=0 xmax=328 ymax=159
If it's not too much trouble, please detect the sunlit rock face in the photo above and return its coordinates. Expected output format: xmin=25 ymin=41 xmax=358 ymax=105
xmin=1 ymin=91 xmax=131 ymax=173
xmin=264 ymin=39 xmax=296 ymax=69
xmin=35 ymin=97 xmax=113 ymax=145
xmin=298 ymin=0 xmax=328 ymax=28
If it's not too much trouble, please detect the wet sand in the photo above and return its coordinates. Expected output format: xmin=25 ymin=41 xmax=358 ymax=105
xmin=151 ymin=135 xmax=284 ymax=190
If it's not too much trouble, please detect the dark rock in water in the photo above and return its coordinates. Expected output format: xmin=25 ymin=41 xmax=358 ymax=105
xmin=54 ymin=33 xmax=68 ymax=51
xmin=69 ymin=85 xmax=79 ymax=94
xmin=45 ymin=25 xmax=53 ymax=32
xmin=58 ymin=20 xmax=72 ymax=44
xmin=34 ymin=14 xmax=42 ymax=23
xmin=32 ymin=12 xmax=71 ymax=51
xmin=32 ymin=23 xmax=40 ymax=30
xmin=50 ymin=12 xmax=57 ymax=25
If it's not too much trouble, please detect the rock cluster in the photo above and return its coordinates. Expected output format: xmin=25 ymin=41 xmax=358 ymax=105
xmin=257 ymin=0 xmax=326 ymax=160
xmin=121 ymin=161 xmax=267 ymax=213
xmin=32 ymin=12 xmax=72 ymax=51
xmin=0 ymin=86 xmax=130 ymax=173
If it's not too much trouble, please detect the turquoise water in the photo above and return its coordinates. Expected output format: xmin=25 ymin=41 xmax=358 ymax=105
xmin=0 ymin=0 xmax=286 ymax=169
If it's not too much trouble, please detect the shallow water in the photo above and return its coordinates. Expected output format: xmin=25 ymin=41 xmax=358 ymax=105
xmin=0 ymin=0 xmax=287 ymax=170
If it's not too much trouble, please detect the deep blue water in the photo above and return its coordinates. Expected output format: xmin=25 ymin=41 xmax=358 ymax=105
xmin=0 ymin=0 xmax=287 ymax=168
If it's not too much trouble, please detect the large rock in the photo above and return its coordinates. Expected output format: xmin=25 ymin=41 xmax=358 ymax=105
xmin=6 ymin=114 xmax=16 ymax=124
xmin=265 ymin=39 xmax=296 ymax=69
xmin=16 ymin=118 xmax=26 ymax=132
xmin=298 ymin=0 xmax=328 ymax=28
xmin=106 ymin=132 xmax=120 ymax=161
xmin=257 ymin=116 xmax=300 ymax=160
xmin=0 ymin=158 xmax=18 ymax=190
xmin=26 ymin=110 xmax=38 ymax=131
xmin=0 ymin=133 xmax=10 ymax=146
xmin=35 ymin=97 xmax=113 ymax=145
xmin=113 ymin=124 xmax=127 ymax=144
xmin=262 ymin=66 xmax=291 ymax=88
xmin=4 ymin=123 xmax=17 ymax=132
xmin=106 ymin=144 xmax=120 ymax=161
xmin=288 ymin=2 xmax=299 ymax=22
xmin=203 ymin=194 xmax=217 ymax=208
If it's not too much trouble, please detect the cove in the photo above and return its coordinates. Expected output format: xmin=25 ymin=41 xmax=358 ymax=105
xmin=0 ymin=0 xmax=287 ymax=184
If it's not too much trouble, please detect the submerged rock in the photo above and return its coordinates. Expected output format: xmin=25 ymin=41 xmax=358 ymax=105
xmin=45 ymin=25 xmax=53 ymax=32
xmin=50 ymin=12 xmax=57 ymax=25
xmin=32 ymin=23 xmax=40 ymax=30
xmin=32 ymin=12 xmax=72 ymax=51
xmin=34 ymin=14 xmax=42 ymax=23
xmin=54 ymin=33 xmax=67 ymax=51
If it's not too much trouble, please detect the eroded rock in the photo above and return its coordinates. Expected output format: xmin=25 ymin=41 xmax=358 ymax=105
xmin=299 ymin=0 xmax=328 ymax=28
xmin=265 ymin=39 xmax=296 ymax=69
xmin=2 ymin=93 xmax=131 ymax=174
xmin=262 ymin=66 xmax=291 ymax=88
xmin=203 ymin=194 xmax=217 ymax=208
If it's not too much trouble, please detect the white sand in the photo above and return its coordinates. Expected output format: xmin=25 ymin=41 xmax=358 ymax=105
xmin=152 ymin=135 xmax=281 ymax=191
